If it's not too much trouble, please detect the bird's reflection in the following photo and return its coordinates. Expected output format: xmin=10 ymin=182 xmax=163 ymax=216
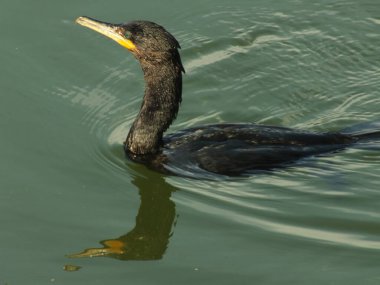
xmin=68 ymin=165 xmax=177 ymax=260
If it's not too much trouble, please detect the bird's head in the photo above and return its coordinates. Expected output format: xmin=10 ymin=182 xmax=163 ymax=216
xmin=76 ymin=16 xmax=184 ymax=72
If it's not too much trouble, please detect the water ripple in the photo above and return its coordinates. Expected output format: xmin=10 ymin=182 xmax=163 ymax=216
xmin=173 ymin=160 xmax=380 ymax=250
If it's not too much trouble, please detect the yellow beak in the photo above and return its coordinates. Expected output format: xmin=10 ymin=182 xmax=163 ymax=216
xmin=76 ymin=16 xmax=137 ymax=51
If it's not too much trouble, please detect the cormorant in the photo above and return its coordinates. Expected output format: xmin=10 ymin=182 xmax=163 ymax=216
xmin=75 ymin=17 xmax=378 ymax=176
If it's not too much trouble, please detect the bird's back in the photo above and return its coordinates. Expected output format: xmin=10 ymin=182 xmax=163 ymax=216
xmin=148 ymin=123 xmax=355 ymax=176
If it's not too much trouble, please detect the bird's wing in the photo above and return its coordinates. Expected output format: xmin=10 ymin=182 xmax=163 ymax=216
xmin=194 ymin=141 xmax=343 ymax=175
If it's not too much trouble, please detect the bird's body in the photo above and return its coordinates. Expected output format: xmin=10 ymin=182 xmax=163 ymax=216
xmin=127 ymin=123 xmax=354 ymax=176
xmin=76 ymin=17 xmax=379 ymax=177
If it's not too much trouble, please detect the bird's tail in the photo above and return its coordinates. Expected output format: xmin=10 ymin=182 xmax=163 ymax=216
xmin=341 ymin=121 xmax=380 ymax=143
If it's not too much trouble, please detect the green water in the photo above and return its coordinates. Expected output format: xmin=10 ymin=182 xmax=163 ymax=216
xmin=1 ymin=0 xmax=380 ymax=284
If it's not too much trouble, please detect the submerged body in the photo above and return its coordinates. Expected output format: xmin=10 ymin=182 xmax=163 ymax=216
xmin=76 ymin=17 xmax=378 ymax=177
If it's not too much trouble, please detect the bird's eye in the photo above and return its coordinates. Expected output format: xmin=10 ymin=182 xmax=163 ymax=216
xmin=124 ymin=31 xmax=132 ymax=39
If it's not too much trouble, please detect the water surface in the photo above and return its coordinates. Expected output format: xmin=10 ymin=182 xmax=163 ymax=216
xmin=1 ymin=0 xmax=380 ymax=284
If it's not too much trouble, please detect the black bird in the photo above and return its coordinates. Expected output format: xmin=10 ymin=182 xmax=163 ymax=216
xmin=76 ymin=17 xmax=379 ymax=177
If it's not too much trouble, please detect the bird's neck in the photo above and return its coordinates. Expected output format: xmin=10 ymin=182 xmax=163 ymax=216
xmin=125 ymin=53 xmax=183 ymax=155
